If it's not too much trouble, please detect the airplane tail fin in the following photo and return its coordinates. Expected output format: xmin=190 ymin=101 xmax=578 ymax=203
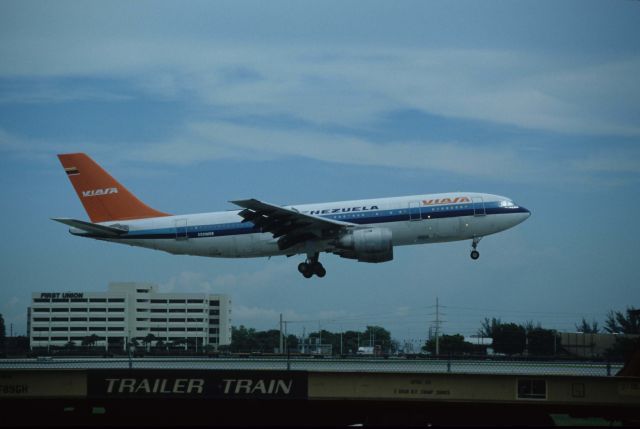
xmin=57 ymin=153 xmax=170 ymax=223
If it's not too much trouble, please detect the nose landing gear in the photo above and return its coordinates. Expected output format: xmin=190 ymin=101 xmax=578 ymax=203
xmin=298 ymin=252 xmax=326 ymax=278
xmin=470 ymin=236 xmax=482 ymax=260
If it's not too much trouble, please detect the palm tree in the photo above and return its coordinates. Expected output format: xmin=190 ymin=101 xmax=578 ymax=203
xmin=142 ymin=334 xmax=156 ymax=352
xmin=605 ymin=307 xmax=640 ymax=334
xmin=575 ymin=318 xmax=599 ymax=333
xmin=81 ymin=334 xmax=99 ymax=348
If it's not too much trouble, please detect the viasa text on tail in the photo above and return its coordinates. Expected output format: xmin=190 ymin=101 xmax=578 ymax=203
xmin=53 ymin=153 xmax=531 ymax=278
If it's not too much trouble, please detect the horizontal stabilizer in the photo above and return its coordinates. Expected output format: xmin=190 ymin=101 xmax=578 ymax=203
xmin=51 ymin=218 xmax=128 ymax=237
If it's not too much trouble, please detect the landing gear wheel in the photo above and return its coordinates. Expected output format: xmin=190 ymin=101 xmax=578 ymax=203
xmin=314 ymin=263 xmax=326 ymax=278
xmin=470 ymin=250 xmax=480 ymax=260
xmin=298 ymin=262 xmax=309 ymax=274
xmin=298 ymin=252 xmax=327 ymax=278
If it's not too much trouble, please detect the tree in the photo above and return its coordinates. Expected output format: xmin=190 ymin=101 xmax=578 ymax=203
xmin=422 ymin=334 xmax=475 ymax=355
xmin=522 ymin=321 xmax=542 ymax=334
xmin=81 ymin=334 xmax=99 ymax=348
xmin=364 ymin=326 xmax=392 ymax=353
xmin=231 ymin=325 xmax=258 ymax=353
xmin=142 ymin=334 xmax=157 ymax=351
xmin=477 ymin=317 xmax=501 ymax=338
xmin=575 ymin=318 xmax=599 ymax=333
xmin=526 ymin=328 xmax=558 ymax=356
xmin=604 ymin=307 xmax=640 ymax=334
xmin=492 ymin=323 xmax=526 ymax=355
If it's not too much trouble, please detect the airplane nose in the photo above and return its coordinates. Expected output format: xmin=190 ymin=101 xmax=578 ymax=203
xmin=517 ymin=206 xmax=531 ymax=224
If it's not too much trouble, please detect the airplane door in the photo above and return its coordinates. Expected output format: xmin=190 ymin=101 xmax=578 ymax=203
xmin=409 ymin=201 xmax=422 ymax=221
xmin=472 ymin=197 xmax=486 ymax=216
xmin=175 ymin=219 xmax=188 ymax=240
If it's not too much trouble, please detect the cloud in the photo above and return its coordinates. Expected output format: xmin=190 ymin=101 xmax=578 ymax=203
xmin=2 ymin=28 xmax=639 ymax=137
xmin=132 ymin=120 xmax=528 ymax=180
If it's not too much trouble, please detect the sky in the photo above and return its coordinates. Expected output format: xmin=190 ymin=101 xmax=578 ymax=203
xmin=1 ymin=1 xmax=639 ymax=347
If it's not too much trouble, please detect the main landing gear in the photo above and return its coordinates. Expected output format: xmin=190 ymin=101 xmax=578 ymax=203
xmin=298 ymin=252 xmax=326 ymax=278
xmin=470 ymin=236 xmax=482 ymax=260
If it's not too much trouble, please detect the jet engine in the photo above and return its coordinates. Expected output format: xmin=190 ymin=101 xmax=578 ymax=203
xmin=335 ymin=227 xmax=393 ymax=263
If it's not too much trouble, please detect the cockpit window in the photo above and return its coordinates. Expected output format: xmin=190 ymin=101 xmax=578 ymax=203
xmin=499 ymin=200 xmax=518 ymax=208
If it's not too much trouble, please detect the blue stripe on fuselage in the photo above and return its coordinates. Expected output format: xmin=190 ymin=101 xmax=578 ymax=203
xmin=116 ymin=203 xmax=528 ymax=240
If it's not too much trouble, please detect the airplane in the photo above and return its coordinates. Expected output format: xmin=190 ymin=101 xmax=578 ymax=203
xmin=53 ymin=153 xmax=531 ymax=278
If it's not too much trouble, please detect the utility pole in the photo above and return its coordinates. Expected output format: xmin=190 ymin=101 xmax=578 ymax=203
xmin=302 ymin=327 xmax=306 ymax=354
xmin=279 ymin=314 xmax=283 ymax=354
xmin=435 ymin=297 xmax=440 ymax=356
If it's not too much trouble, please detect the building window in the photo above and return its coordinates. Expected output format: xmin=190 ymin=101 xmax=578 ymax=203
xmin=108 ymin=317 xmax=125 ymax=322
xmin=91 ymin=327 xmax=106 ymax=331
xmin=33 ymin=308 xmax=50 ymax=312
xmin=51 ymin=337 xmax=68 ymax=341
xmin=137 ymin=308 xmax=148 ymax=312
xmin=517 ymin=379 xmax=547 ymax=400
xmin=33 ymin=327 xmax=48 ymax=331
xmin=210 ymin=300 xmax=219 ymax=306
xmin=89 ymin=317 xmax=106 ymax=322
xmin=52 ymin=298 xmax=69 ymax=303
xmin=151 ymin=299 xmax=167 ymax=304
xmin=70 ymin=327 xmax=87 ymax=331
xmin=89 ymin=298 xmax=107 ymax=303
xmin=187 ymin=299 xmax=203 ymax=304
xmin=169 ymin=327 xmax=185 ymax=332
xmin=70 ymin=317 xmax=87 ymax=322
xmin=169 ymin=309 xmax=185 ymax=313
xmin=51 ymin=327 xmax=68 ymax=331
xmin=209 ymin=310 xmax=219 ymax=316
xmin=137 ymin=289 xmax=149 ymax=293
xmin=209 ymin=318 xmax=219 ymax=325
xmin=136 ymin=318 xmax=148 ymax=322
xmin=209 ymin=328 xmax=219 ymax=334
xmin=108 ymin=327 xmax=124 ymax=331
xmin=169 ymin=299 xmax=185 ymax=304
xmin=108 ymin=308 xmax=125 ymax=312
xmin=187 ymin=309 xmax=202 ymax=313
xmin=187 ymin=328 xmax=202 ymax=332
xmin=150 ymin=327 xmax=166 ymax=332
xmin=89 ymin=308 xmax=106 ymax=312
xmin=150 ymin=318 xmax=166 ymax=322
xmin=52 ymin=308 xmax=69 ymax=313
xmin=33 ymin=317 xmax=49 ymax=322
xmin=151 ymin=309 xmax=167 ymax=313
xmin=109 ymin=298 xmax=125 ymax=303
xmin=70 ymin=308 xmax=87 ymax=312
xmin=137 ymin=299 xmax=149 ymax=303
xmin=51 ymin=317 xmax=68 ymax=322
xmin=70 ymin=298 xmax=87 ymax=303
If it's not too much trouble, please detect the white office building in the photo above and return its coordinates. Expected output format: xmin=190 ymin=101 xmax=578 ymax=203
xmin=29 ymin=282 xmax=231 ymax=351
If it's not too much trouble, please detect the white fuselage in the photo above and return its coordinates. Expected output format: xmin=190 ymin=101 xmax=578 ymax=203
xmin=74 ymin=192 xmax=530 ymax=260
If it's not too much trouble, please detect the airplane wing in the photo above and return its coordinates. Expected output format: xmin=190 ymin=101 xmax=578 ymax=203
xmin=230 ymin=199 xmax=355 ymax=250
xmin=51 ymin=218 xmax=129 ymax=237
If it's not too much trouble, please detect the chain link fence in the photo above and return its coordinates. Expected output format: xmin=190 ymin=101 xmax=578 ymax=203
xmin=0 ymin=356 xmax=624 ymax=376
